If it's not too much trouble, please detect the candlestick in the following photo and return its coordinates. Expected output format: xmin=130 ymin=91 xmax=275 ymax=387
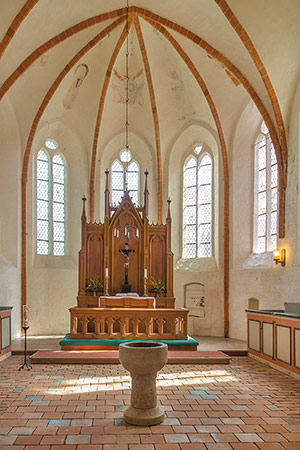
xmin=19 ymin=326 xmax=32 ymax=371
xmin=143 ymin=274 xmax=148 ymax=297
xmin=23 ymin=305 xmax=28 ymax=327
xmin=104 ymin=275 xmax=109 ymax=296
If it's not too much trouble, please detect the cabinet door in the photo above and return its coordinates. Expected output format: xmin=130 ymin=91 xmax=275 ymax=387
xmin=1 ymin=317 xmax=11 ymax=349
xmin=248 ymin=319 xmax=260 ymax=352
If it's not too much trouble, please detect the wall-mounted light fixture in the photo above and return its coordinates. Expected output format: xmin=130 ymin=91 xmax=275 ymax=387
xmin=273 ymin=248 xmax=286 ymax=266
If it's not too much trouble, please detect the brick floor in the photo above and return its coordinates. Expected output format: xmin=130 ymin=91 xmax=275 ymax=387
xmin=0 ymin=356 xmax=299 ymax=448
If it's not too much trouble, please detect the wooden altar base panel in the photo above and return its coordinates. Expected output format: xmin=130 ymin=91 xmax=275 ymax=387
xmin=30 ymin=350 xmax=231 ymax=365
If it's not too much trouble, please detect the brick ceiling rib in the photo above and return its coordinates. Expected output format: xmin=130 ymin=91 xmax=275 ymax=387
xmin=0 ymin=8 xmax=127 ymax=101
xmin=0 ymin=3 xmax=293 ymax=242
xmin=0 ymin=0 xmax=39 ymax=59
xmin=89 ymin=21 xmax=132 ymax=222
xmin=133 ymin=16 xmax=162 ymax=224
xmin=214 ymin=0 xmax=287 ymax=181
xmin=20 ymin=16 xmax=126 ymax=309
xmin=135 ymin=7 xmax=284 ymax=189
xmin=142 ymin=16 xmax=230 ymax=336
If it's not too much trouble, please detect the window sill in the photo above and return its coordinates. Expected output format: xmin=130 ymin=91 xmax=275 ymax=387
xmin=175 ymin=256 xmax=218 ymax=272
xmin=239 ymin=252 xmax=274 ymax=269
xmin=33 ymin=254 xmax=76 ymax=269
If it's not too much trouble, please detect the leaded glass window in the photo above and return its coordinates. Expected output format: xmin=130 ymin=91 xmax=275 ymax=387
xmin=254 ymin=122 xmax=278 ymax=253
xmin=111 ymin=160 xmax=124 ymax=206
xmin=198 ymin=155 xmax=212 ymax=257
xmin=126 ymin=161 xmax=139 ymax=206
xmin=111 ymin=152 xmax=140 ymax=206
xmin=37 ymin=150 xmax=50 ymax=255
xmin=52 ymin=155 xmax=65 ymax=255
xmin=36 ymin=146 xmax=66 ymax=256
xmin=183 ymin=157 xmax=197 ymax=258
xmin=182 ymin=151 xmax=213 ymax=258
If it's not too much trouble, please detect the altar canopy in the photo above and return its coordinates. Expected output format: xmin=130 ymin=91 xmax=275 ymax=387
xmin=78 ymin=170 xmax=174 ymax=297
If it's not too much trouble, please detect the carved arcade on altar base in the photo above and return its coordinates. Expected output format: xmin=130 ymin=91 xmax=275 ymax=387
xmin=69 ymin=170 xmax=189 ymax=340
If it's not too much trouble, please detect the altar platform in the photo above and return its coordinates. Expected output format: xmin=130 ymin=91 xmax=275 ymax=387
xmin=60 ymin=333 xmax=199 ymax=351
xmin=12 ymin=335 xmax=247 ymax=355
xmin=30 ymin=349 xmax=231 ymax=365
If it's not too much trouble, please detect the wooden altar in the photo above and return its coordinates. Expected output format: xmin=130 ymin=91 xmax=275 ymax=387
xmin=78 ymin=170 xmax=174 ymax=297
xmin=68 ymin=170 xmax=189 ymax=341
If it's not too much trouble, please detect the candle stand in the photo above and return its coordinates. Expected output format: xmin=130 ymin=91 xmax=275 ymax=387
xmin=19 ymin=326 xmax=32 ymax=371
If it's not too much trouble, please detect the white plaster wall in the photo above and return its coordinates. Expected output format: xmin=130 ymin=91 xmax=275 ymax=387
xmin=0 ymin=96 xmax=22 ymax=338
xmin=26 ymin=121 xmax=88 ymax=335
xmin=230 ymin=91 xmax=300 ymax=340
xmin=168 ymin=122 xmax=224 ymax=336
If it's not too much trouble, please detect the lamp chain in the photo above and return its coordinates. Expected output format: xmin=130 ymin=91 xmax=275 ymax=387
xmin=125 ymin=0 xmax=129 ymax=192
xmin=125 ymin=0 xmax=130 ymax=240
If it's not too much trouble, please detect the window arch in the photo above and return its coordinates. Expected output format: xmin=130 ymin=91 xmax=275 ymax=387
xmin=111 ymin=149 xmax=140 ymax=206
xmin=36 ymin=142 xmax=66 ymax=256
xmin=254 ymin=121 xmax=278 ymax=253
xmin=182 ymin=147 xmax=213 ymax=258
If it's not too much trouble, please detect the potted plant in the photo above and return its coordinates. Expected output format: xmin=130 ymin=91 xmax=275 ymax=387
xmin=85 ymin=275 xmax=103 ymax=296
xmin=150 ymin=278 xmax=165 ymax=296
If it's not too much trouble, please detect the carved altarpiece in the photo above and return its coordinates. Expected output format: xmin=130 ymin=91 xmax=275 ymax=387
xmin=78 ymin=171 xmax=174 ymax=300
xmin=69 ymin=171 xmax=189 ymax=341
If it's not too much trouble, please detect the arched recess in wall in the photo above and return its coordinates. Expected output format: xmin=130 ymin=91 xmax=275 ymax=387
xmin=167 ymin=122 xmax=220 ymax=264
xmin=97 ymin=130 xmax=156 ymax=221
xmin=230 ymin=100 xmax=267 ymax=267
xmin=29 ymin=119 xmax=89 ymax=263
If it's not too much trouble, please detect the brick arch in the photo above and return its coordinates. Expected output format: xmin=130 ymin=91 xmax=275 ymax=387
xmin=0 ymin=6 xmax=284 ymax=195
xmin=89 ymin=21 xmax=131 ymax=222
xmin=20 ymin=17 xmax=126 ymax=321
xmin=133 ymin=6 xmax=286 ymax=239
xmin=0 ymin=5 xmax=285 ymax=184
xmin=0 ymin=8 xmax=127 ymax=101
xmin=133 ymin=16 xmax=162 ymax=224
xmin=89 ymin=15 xmax=164 ymax=225
xmin=0 ymin=0 xmax=40 ymax=60
xmin=214 ymin=0 xmax=287 ymax=171
xmin=144 ymin=18 xmax=229 ymax=337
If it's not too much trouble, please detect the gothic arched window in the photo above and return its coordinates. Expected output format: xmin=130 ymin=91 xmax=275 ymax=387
xmin=254 ymin=122 xmax=278 ymax=253
xmin=111 ymin=149 xmax=140 ymax=206
xmin=182 ymin=147 xmax=213 ymax=258
xmin=36 ymin=140 xmax=66 ymax=255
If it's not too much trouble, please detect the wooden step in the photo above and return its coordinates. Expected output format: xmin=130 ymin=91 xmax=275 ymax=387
xmin=222 ymin=349 xmax=248 ymax=356
xmin=30 ymin=350 xmax=231 ymax=365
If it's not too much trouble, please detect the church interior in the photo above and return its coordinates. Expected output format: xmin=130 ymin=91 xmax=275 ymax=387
xmin=1 ymin=0 xmax=300 ymax=447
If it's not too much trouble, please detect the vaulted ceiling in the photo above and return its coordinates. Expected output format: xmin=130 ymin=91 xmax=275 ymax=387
xmin=0 ymin=0 xmax=299 ymax=205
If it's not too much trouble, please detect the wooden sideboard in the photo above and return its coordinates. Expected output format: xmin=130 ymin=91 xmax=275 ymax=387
xmin=0 ymin=307 xmax=12 ymax=361
xmin=247 ymin=309 xmax=300 ymax=377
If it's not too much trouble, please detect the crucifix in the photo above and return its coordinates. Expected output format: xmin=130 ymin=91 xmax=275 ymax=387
xmin=119 ymin=241 xmax=135 ymax=293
